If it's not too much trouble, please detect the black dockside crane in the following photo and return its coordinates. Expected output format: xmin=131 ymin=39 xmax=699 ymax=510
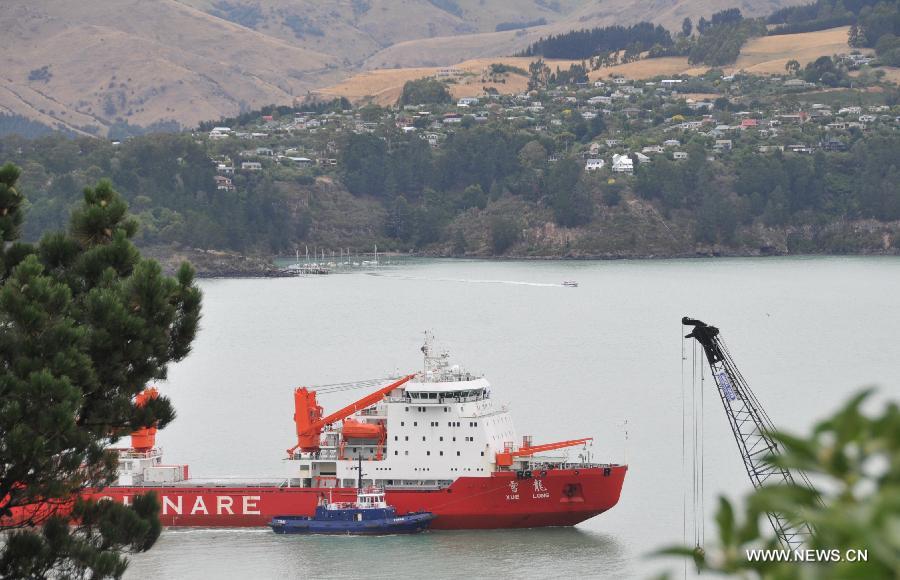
xmin=682 ymin=317 xmax=815 ymax=551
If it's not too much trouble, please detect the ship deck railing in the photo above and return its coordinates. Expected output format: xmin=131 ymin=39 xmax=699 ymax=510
xmin=115 ymin=448 xmax=163 ymax=459
xmin=129 ymin=478 xmax=291 ymax=488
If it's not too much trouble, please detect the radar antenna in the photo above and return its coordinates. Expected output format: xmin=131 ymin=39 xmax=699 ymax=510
xmin=682 ymin=317 xmax=815 ymax=550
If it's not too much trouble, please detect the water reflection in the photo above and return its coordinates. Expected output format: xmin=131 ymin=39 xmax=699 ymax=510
xmin=129 ymin=527 xmax=628 ymax=579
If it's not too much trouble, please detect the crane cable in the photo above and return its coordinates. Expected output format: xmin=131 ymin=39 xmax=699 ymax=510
xmin=690 ymin=335 xmax=706 ymax=551
xmin=680 ymin=323 xmax=688 ymax=579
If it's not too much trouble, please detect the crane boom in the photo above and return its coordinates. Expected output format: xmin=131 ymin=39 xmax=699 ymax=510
xmin=288 ymin=374 xmax=416 ymax=456
xmin=683 ymin=317 xmax=814 ymax=550
xmin=495 ymin=437 xmax=592 ymax=467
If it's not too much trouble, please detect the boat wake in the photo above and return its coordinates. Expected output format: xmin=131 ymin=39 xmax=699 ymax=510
xmin=366 ymin=273 xmax=562 ymax=288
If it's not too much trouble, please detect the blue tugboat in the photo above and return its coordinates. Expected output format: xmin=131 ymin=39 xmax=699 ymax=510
xmin=269 ymin=458 xmax=435 ymax=535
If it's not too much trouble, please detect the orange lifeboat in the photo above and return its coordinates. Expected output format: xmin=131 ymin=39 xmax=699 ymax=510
xmin=130 ymin=388 xmax=159 ymax=451
xmin=341 ymin=419 xmax=385 ymax=440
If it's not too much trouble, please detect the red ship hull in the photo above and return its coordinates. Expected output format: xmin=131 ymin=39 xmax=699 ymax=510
xmin=81 ymin=466 xmax=626 ymax=529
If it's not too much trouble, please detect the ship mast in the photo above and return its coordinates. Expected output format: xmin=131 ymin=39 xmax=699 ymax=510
xmin=682 ymin=317 xmax=816 ymax=551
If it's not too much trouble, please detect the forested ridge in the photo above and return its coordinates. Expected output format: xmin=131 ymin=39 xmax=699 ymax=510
xmin=2 ymin=106 xmax=900 ymax=262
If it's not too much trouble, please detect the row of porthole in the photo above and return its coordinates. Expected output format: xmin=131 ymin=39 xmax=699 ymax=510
xmin=395 ymin=435 xmax=477 ymax=443
xmin=399 ymin=421 xmax=478 ymax=428
xmin=393 ymin=450 xmax=487 ymax=457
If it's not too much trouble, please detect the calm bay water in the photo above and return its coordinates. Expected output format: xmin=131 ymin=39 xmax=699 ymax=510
xmin=124 ymin=257 xmax=900 ymax=579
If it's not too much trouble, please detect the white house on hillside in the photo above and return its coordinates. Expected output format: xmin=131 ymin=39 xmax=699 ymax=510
xmin=585 ymin=158 xmax=606 ymax=171
xmin=611 ymin=154 xmax=633 ymax=174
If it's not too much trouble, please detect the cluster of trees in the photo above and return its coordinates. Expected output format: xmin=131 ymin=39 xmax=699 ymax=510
xmin=0 ymin=133 xmax=300 ymax=253
xmin=398 ymin=78 xmax=453 ymax=106
xmin=802 ymin=55 xmax=852 ymax=86
xmin=0 ymin=113 xmax=66 ymax=139
xmin=341 ymin=124 xmax=608 ymax=246
xmin=518 ymin=9 xmax=767 ymax=67
xmin=768 ymin=0 xmax=883 ymax=35
xmin=0 ymin=164 xmax=202 ymax=578
xmin=635 ymin=135 xmax=900 ymax=244
xmin=686 ymin=10 xmax=767 ymax=66
xmin=518 ymin=22 xmax=673 ymax=59
xmin=198 ymin=98 xmax=351 ymax=132
xmin=495 ymin=18 xmax=546 ymax=32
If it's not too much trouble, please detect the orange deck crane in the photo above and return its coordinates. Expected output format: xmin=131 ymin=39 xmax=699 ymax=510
xmin=287 ymin=374 xmax=416 ymax=458
xmin=495 ymin=437 xmax=593 ymax=467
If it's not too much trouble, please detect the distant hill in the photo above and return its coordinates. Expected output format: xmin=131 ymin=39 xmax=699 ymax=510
xmin=0 ymin=0 xmax=809 ymax=135
xmin=318 ymin=27 xmax=856 ymax=106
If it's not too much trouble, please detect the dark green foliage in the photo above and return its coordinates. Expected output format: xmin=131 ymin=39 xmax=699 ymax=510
xmin=398 ymin=78 xmax=452 ymax=107
xmin=548 ymin=63 xmax=589 ymax=86
xmin=688 ymin=12 xmax=767 ymax=66
xmin=637 ymin=135 xmax=900 ymax=230
xmin=488 ymin=63 xmax=528 ymax=76
xmin=875 ymin=33 xmax=900 ymax=65
xmin=489 ymin=215 xmax=520 ymax=254
xmin=546 ymin=157 xmax=591 ymax=227
xmin=0 ymin=163 xmax=26 ymax=245
xmin=0 ymin=114 xmax=69 ymax=139
xmin=520 ymin=22 xmax=673 ymax=59
xmin=340 ymin=133 xmax=388 ymax=196
xmin=0 ymin=167 xmax=202 ymax=578
xmin=495 ymin=18 xmax=547 ymax=32
xmin=28 ymin=66 xmax=52 ymax=83
xmin=802 ymin=56 xmax=851 ymax=87
xmin=769 ymin=0 xmax=898 ymax=42
xmin=659 ymin=390 xmax=900 ymax=579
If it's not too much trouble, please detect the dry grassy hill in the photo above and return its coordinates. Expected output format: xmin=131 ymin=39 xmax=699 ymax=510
xmin=1 ymin=0 xmax=340 ymax=134
xmin=362 ymin=0 xmax=801 ymax=68
xmin=1 ymin=0 xmax=813 ymax=134
xmin=321 ymin=26 xmax=863 ymax=105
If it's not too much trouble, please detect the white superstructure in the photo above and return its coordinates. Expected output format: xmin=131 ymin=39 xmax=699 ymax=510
xmin=286 ymin=336 xmax=535 ymax=489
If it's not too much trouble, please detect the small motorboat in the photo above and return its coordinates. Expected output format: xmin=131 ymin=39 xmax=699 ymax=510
xmin=562 ymin=280 xmax=579 ymax=287
xmin=269 ymin=486 xmax=434 ymax=535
